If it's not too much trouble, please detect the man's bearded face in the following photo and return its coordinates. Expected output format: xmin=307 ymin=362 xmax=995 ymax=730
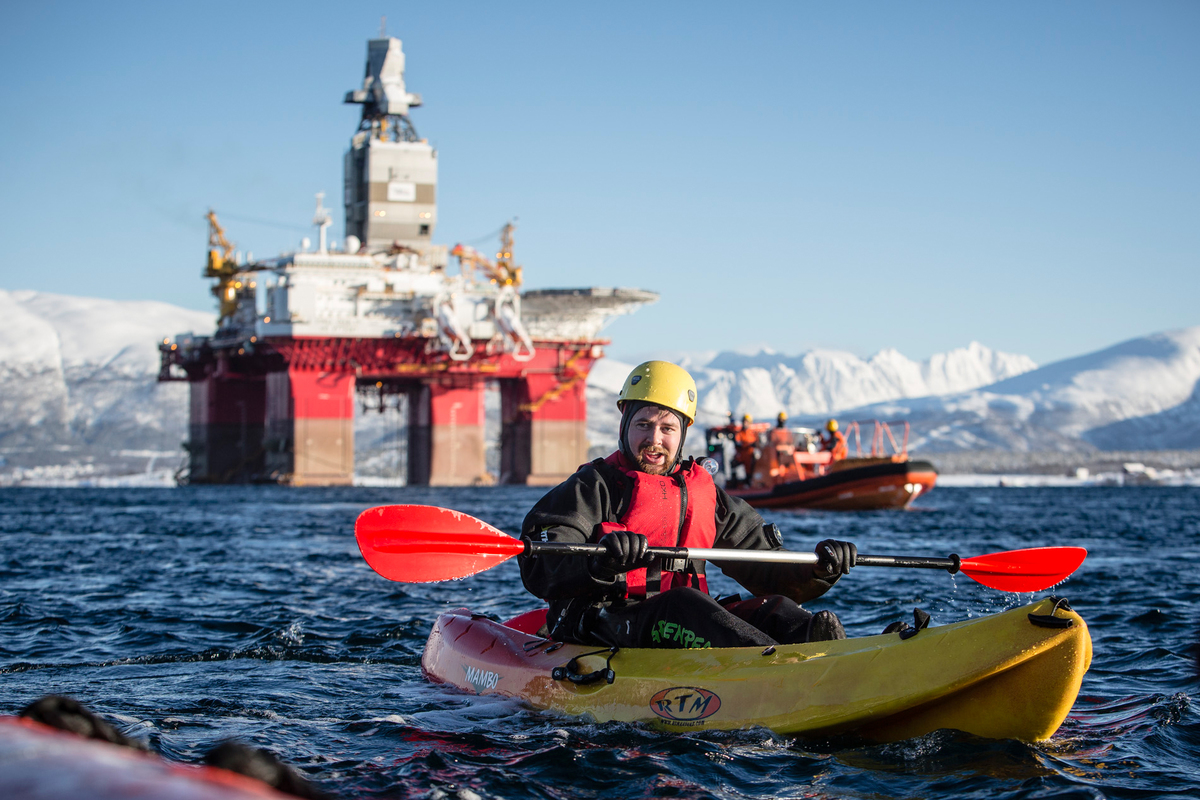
xmin=625 ymin=405 xmax=683 ymax=475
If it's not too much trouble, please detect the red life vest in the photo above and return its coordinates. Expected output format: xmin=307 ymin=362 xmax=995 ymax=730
xmin=596 ymin=451 xmax=718 ymax=598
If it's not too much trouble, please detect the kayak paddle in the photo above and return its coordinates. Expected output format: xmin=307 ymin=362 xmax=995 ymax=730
xmin=355 ymin=504 xmax=1086 ymax=593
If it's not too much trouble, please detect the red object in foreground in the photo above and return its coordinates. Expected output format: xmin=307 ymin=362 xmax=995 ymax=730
xmin=0 ymin=717 xmax=289 ymax=799
xmin=355 ymin=505 xmax=1087 ymax=593
xmin=959 ymin=547 xmax=1089 ymax=593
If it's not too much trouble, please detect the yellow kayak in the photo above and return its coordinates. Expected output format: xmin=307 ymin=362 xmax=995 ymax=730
xmin=421 ymin=596 xmax=1091 ymax=742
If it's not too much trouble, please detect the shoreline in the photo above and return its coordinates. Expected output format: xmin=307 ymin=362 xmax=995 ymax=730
xmin=3 ymin=473 xmax=1198 ymax=489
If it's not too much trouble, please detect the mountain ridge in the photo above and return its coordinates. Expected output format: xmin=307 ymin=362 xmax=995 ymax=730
xmin=787 ymin=327 xmax=1200 ymax=452
xmin=0 ymin=290 xmax=213 ymax=482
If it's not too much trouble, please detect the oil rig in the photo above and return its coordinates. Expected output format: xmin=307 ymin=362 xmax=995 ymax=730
xmin=159 ymin=35 xmax=656 ymax=486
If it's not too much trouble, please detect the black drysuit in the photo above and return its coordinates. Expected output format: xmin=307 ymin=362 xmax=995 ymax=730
xmin=518 ymin=457 xmax=842 ymax=648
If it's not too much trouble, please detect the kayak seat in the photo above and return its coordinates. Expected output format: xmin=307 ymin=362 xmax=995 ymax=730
xmin=505 ymin=607 xmax=550 ymax=636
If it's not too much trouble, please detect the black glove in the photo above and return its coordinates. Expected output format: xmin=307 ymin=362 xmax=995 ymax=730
xmin=589 ymin=531 xmax=653 ymax=581
xmin=814 ymin=539 xmax=857 ymax=579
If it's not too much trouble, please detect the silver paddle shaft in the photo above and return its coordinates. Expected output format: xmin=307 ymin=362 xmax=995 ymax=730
xmin=523 ymin=541 xmax=961 ymax=572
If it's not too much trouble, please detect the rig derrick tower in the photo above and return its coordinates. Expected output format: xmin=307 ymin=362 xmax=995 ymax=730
xmin=159 ymin=35 xmax=656 ymax=486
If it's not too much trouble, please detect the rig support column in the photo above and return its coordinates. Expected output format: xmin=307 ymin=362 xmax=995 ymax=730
xmin=407 ymin=377 xmax=487 ymax=486
xmin=500 ymin=374 xmax=588 ymax=486
xmin=187 ymin=369 xmax=266 ymax=483
xmin=265 ymin=368 xmax=356 ymax=485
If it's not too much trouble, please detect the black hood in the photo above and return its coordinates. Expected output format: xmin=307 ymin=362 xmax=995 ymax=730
xmin=618 ymin=400 xmax=689 ymax=474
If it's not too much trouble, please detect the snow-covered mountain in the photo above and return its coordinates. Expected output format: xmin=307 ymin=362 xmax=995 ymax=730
xmin=690 ymin=343 xmax=1036 ymax=424
xmin=811 ymin=327 xmax=1200 ymax=452
xmin=587 ymin=330 xmax=1200 ymax=454
xmin=585 ymin=342 xmax=1037 ymax=448
xmin=0 ymin=290 xmax=214 ymax=482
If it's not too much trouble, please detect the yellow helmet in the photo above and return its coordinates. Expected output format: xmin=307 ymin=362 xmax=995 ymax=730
xmin=777 ymin=411 xmax=788 ymax=422
xmin=617 ymin=361 xmax=698 ymax=426
xmin=826 ymin=419 xmax=839 ymax=432
xmin=742 ymin=413 xmax=753 ymax=422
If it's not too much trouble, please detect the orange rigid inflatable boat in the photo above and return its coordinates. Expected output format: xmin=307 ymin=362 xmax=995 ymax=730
xmin=707 ymin=419 xmax=938 ymax=510
xmin=728 ymin=456 xmax=939 ymax=511
xmin=421 ymin=597 xmax=1091 ymax=743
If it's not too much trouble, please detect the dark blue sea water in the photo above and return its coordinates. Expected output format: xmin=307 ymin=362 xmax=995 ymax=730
xmin=2 ymin=486 xmax=1198 ymax=799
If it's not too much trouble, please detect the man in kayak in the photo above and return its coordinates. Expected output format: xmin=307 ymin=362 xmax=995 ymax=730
xmin=519 ymin=360 xmax=857 ymax=650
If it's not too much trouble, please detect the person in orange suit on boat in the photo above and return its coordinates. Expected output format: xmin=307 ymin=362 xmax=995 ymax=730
xmin=767 ymin=412 xmax=795 ymax=480
xmin=518 ymin=361 xmax=857 ymax=650
xmin=769 ymin=412 xmax=793 ymax=450
xmin=733 ymin=413 xmax=759 ymax=487
xmin=822 ymin=419 xmax=849 ymax=461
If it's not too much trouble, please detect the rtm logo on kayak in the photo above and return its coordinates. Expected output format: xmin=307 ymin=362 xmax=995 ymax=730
xmin=463 ymin=664 xmax=501 ymax=694
xmin=650 ymin=687 xmax=722 ymax=722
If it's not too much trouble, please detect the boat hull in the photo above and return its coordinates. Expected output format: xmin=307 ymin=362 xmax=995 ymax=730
xmin=421 ymin=597 xmax=1091 ymax=742
xmin=729 ymin=459 xmax=938 ymax=510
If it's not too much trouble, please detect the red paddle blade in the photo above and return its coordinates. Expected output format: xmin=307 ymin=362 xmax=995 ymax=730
xmin=355 ymin=505 xmax=524 ymax=583
xmin=959 ymin=546 xmax=1087 ymax=592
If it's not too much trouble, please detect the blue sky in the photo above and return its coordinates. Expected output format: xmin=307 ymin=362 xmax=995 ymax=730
xmin=1 ymin=1 xmax=1196 ymax=365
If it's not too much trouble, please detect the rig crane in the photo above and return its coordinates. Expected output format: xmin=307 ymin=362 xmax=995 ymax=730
xmin=203 ymin=210 xmax=252 ymax=323
xmin=451 ymin=222 xmax=523 ymax=288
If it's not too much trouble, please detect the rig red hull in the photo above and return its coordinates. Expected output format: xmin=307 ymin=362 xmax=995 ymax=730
xmin=728 ymin=459 xmax=938 ymax=511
